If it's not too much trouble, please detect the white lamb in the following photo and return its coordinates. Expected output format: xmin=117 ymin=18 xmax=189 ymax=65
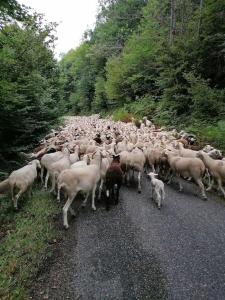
xmin=147 ymin=172 xmax=165 ymax=209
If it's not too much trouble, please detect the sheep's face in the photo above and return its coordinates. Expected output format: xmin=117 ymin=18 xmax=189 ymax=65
xmin=147 ymin=172 xmax=158 ymax=181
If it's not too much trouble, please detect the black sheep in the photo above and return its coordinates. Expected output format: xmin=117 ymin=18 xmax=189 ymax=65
xmin=105 ymin=155 xmax=123 ymax=210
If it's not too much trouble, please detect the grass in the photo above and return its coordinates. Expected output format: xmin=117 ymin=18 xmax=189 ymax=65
xmin=0 ymin=186 xmax=60 ymax=299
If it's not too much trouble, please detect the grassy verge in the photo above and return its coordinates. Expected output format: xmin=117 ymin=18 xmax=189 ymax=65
xmin=0 ymin=187 xmax=60 ymax=299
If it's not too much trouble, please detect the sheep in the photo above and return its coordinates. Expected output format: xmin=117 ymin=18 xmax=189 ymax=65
xmin=57 ymin=150 xmax=102 ymax=229
xmin=208 ymin=149 xmax=223 ymax=160
xmin=57 ymin=155 xmax=89 ymax=203
xmin=147 ymin=172 xmax=165 ymax=209
xmin=98 ymin=153 xmax=112 ymax=200
xmin=69 ymin=145 xmax=80 ymax=164
xmin=48 ymin=147 xmax=71 ymax=193
xmin=121 ymin=147 xmax=145 ymax=193
xmin=40 ymin=151 xmax=64 ymax=186
xmin=105 ymin=154 xmax=123 ymax=210
xmin=143 ymin=116 xmax=152 ymax=127
xmin=165 ymin=150 xmax=207 ymax=199
xmin=144 ymin=147 xmax=162 ymax=173
xmin=177 ymin=142 xmax=198 ymax=158
xmin=197 ymin=151 xmax=225 ymax=197
xmin=7 ymin=160 xmax=41 ymax=209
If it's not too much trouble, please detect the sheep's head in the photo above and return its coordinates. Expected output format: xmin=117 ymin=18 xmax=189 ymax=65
xmin=30 ymin=159 xmax=41 ymax=169
xmin=147 ymin=172 xmax=158 ymax=180
xmin=209 ymin=149 xmax=223 ymax=160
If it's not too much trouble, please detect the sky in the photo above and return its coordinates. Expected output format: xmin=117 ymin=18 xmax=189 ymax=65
xmin=18 ymin=0 xmax=99 ymax=59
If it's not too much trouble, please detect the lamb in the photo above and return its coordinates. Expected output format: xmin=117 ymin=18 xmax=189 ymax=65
xmin=165 ymin=150 xmax=207 ymax=199
xmin=7 ymin=160 xmax=41 ymax=209
xmin=105 ymin=154 xmax=123 ymax=210
xmin=57 ymin=150 xmax=102 ymax=228
xmin=147 ymin=172 xmax=165 ymax=209
xmin=197 ymin=151 xmax=225 ymax=197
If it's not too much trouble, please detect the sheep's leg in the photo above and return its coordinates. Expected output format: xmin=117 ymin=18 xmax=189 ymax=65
xmin=204 ymin=169 xmax=211 ymax=188
xmin=28 ymin=186 xmax=32 ymax=199
xmin=69 ymin=206 xmax=76 ymax=217
xmin=11 ymin=185 xmax=16 ymax=210
xmin=91 ymin=184 xmax=97 ymax=211
xmin=156 ymin=191 xmax=161 ymax=209
xmin=50 ymin=173 xmax=56 ymax=193
xmin=206 ymin=177 xmax=214 ymax=191
xmin=217 ymin=178 xmax=225 ymax=198
xmin=82 ymin=193 xmax=89 ymax=207
xmin=167 ymin=172 xmax=174 ymax=184
xmin=14 ymin=187 xmax=27 ymax=209
xmin=63 ymin=194 xmax=76 ymax=229
xmin=98 ymin=178 xmax=104 ymax=200
xmin=105 ymin=189 xmax=110 ymax=211
xmin=161 ymin=189 xmax=165 ymax=207
xmin=115 ymin=184 xmax=120 ymax=205
xmin=150 ymin=184 xmax=153 ymax=199
xmin=126 ymin=169 xmax=130 ymax=186
xmin=156 ymin=165 xmax=160 ymax=174
xmin=151 ymin=164 xmax=156 ymax=173
xmin=40 ymin=167 xmax=44 ymax=184
xmin=138 ymin=172 xmax=141 ymax=193
xmin=45 ymin=171 xmax=50 ymax=190
xmin=57 ymin=184 xmax=62 ymax=202
xmin=178 ymin=179 xmax=183 ymax=192
xmin=196 ymin=178 xmax=207 ymax=200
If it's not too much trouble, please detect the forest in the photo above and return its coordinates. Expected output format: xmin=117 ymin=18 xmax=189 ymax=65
xmin=1 ymin=0 xmax=225 ymax=158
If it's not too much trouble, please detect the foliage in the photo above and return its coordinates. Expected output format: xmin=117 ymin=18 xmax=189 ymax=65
xmin=0 ymin=11 xmax=60 ymax=154
xmin=0 ymin=188 xmax=60 ymax=299
xmin=59 ymin=0 xmax=225 ymax=150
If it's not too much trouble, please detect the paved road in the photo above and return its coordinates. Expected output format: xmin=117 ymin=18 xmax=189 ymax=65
xmin=32 ymin=176 xmax=225 ymax=300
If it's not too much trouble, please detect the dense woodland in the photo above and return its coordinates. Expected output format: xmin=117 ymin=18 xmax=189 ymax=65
xmin=1 ymin=0 xmax=225 ymax=158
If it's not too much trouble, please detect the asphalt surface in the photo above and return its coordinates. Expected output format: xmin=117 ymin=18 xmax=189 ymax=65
xmin=31 ymin=176 xmax=225 ymax=300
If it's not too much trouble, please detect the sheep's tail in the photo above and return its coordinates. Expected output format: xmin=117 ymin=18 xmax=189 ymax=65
xmin=0 ymin=179 xmax=10 ymax=194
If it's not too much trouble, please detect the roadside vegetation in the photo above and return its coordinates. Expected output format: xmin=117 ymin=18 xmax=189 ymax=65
xmin=0 ymin=188 xmax=60 ymax=299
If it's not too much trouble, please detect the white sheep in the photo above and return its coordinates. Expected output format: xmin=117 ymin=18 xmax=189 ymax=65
xmin=40 ymin=151 xmax=63 ymax=187
xmin=48 ymin=147 xmax=71 ymax=193
xmin=197 ymin=151 xmax=225 ymax=197
xmin=8 ymin=160 xmax=41 ymax=209
xmin=147 ymin=172 xmax=165 ymax=209
xmin=165 ymin=150 xmax=207 ymax=199
xmin=57 ymin=150 xmax=102 ymax=228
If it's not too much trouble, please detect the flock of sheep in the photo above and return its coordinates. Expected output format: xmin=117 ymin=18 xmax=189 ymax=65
xmin=0 ymin=114 xmax=225 ymax=229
